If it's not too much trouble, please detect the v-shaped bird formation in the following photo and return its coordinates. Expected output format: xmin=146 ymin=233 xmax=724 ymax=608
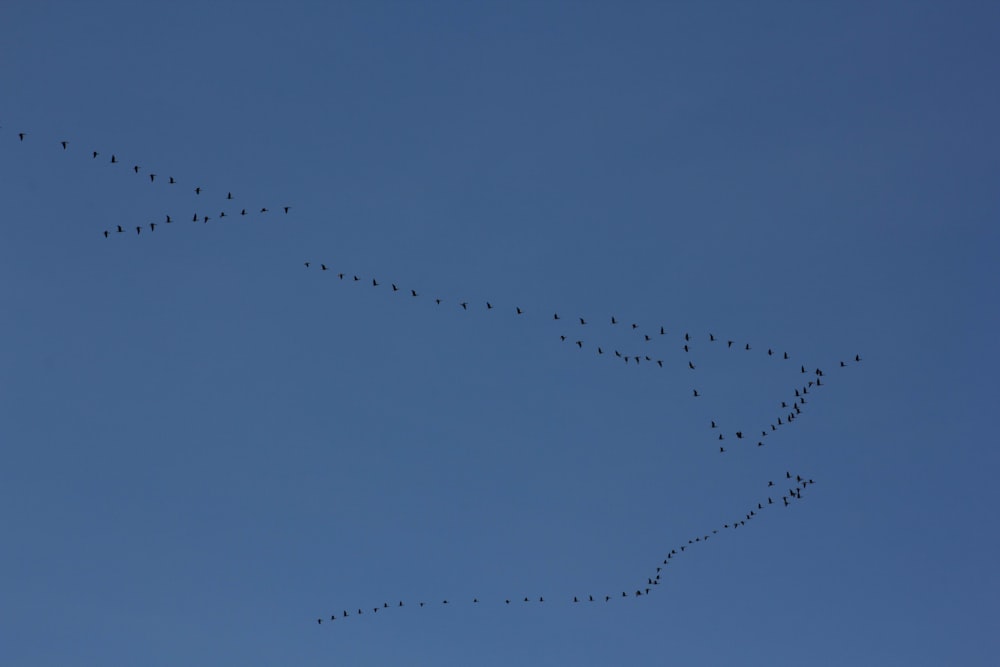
xmin=4 ymin=126 xmax=861 ymax=631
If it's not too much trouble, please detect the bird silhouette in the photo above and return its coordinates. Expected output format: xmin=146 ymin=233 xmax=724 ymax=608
xmin=60 ymin=140 xmax=67 ymax=149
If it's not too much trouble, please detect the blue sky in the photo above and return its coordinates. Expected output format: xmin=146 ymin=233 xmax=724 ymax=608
xmin=1 ymin=2 xmax=998 ymax=665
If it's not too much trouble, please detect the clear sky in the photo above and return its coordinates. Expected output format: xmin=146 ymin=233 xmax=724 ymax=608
xmin=1 ymin=2 xmax=998 ymax=665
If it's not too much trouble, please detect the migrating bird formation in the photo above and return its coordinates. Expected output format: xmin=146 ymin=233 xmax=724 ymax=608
xmin=302 ymin=259 xmax=862 ymax=454
xmin=3 ymin=126 xmax=861 ymax=631
xmin=3 ymin=128 xmax=292 ymax=237
xmin=315 ymin=473 xmax=817 ymax=626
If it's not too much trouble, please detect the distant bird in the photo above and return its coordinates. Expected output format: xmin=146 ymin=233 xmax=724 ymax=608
xmin=801 ymin=365 xmax=807 ymax=373
xmin=203 ymin=215 xmax=210 ymax=223
xmin=321 ymin=264 xmax=327 ymax=270
xmin=486 ymin=302 xmax=493 ymax=309
xmin=745 ymin=343 xmax=751 ymax=350
xmin=645 ymin=335 xmax=651 ymax=341
xmin=18 ymin=132 xmax=25 ymax=141
xmin=149 ymin=174 xmax=156 ymax=182
xmin=227 ymin=192 xmax=233 ymax=200
xmin=579 ymin=317 xmax=586 ymax=325
xmin=632 ymin=323 xmax=637 ymax=329
xmin=768 ymin=480 xmax=774 ymax=487
xmin=116 ymin=225 xmax=123 ymax=233
xmin=693 ymin=389 xmax=700 ymax=397
xmin=768 ymin=349 xmax=773 ymax=356
xmin=855 ymin=354 xmax=862 ymax=362
xmin=710 ymin=333 xmax=715 ymax=341
xmin=284 ymin=206 xmax=291 ymax=214
xmin=683 ymin=344 xmax=689 ymax=352
xmin=60 ymin=140 xmax=68 ymax=149
xmin=192 ymin=213 xmax=199 ymax=222
xmin=411 ymin=290 xmax=418 ymax=297
xmin=575 ymin=340 xmax=583 ymax=348
xmin=611 ymin=316 xmax=617 ymax=324
xmin=110 ymin=154 xmax=118 ymax=163
xmin=195 ymin=187 xmax=201 ymax=195
xmin=241 ymin=209 xmax=247 ymax=215
xmin=461 ymin=302 xmax=468 ymax=310
xmin=169 ymin=177 xmax=176 ymax=184
xmin=516 ymin=307 xmax=523 ymax=314
xmin=304 ymin=262 xmax=310 ymax=268
xmin=735 ymin=431 xmax=743 ymax=439
xmin=219 ymin=211 xmax=226 ymax=218
xmin=598 ymin=347 xmax=603 ymax=354
xmin=554 ymin=313 xmax=560 ymax=320
xmin=92 ymin=151 xmax=98 ymax=158
xmin=784 ymin=352 xmax=789 ymax=359
xmin=135 ymin=226 xmax=141 ymax=235
xmin=372 ymin=279 xmax=379 ymax=286
xmin=133 ymin=165 xmax=140 ymax=173
xmin=656 ymin=360 xmax=662 ymax=367
xmin=260 ymin=207 xmax=268 ymax=213
xmin=103 ymin=230 xmax=109 ymax=238
xmin=688 ymin=361 xmax=695 ymax=369
xmin=684 ymin=333 xmax=689 ymax=341
xmin=149 ymin=222 xmax=156 ymax=231
xmin=711 ymin=421 xmax=716 ymax=428
xmin=728 ymin=340 xmax=733 ymax=348
xmin=353 ymin=275 xmax=359 ymax=281
xmin=841 ymin=361 xmax=847 ymax=367
xmin=659 ymin=326 xmax=665 ymax=335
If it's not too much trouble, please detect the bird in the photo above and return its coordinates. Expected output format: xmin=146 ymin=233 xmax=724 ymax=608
xmin=745 ymin=343 xmax=751 ymax=350
xmin=656 ymin=359 xmax=663 ymax=367
xmin=284 ymin=206 xmax=291 ymax=214
xmin=260 ymin=207 xmax=268 ymax=213
xmin=192 ymin=213 xmax=199 ymax=222
xmin=110 ymin=154 xmax=118 ymax=163
xmin=372 ymin=279 xmax=379 ymax=286
xmin=855 ymin=354 xmax=862 ymax=362
xmin=554 ymin=313 xmax=560 ymax=320
xmin=516 ymin=307 xmax=523 ymax=314
xmin=728 ymin=340 xmax=734 ymax=348
xmin=92 ymin=151 xmax=99 ymax=158
xmin=149 ymin=223 xmax=156 ymax=231
xmin=18 ymin=132 xmax=25 ymax=141
xmin=60 ymin=140 xmax=68 ymax=149
xmin=135 ymin=226 xmax=141 ymax=235
xmin=411 ymin=290 xmax=418 ymax=297
xmin=195 ymin=187 xmax=201 ymax=195
xmin=598 ymin=347 xmax=603 ymax=354
xmin=736 ymin=431 xmax=743 ymax=439
xmin=149 ymin=174 xmax=156 ymax=182
xmin=461 ymin=302 xmax=468 ymax=310
xmin=711 ymin=421 xmax=716 ymax=428
xmin=133 ymin=165 xmax=140 ymax=173
xmin=103 ymin=230 xmax=109 ymax=238
xmin=784 ymin=352 xmax=789 ymax=359
xmin=486 ymin=302 xmax=493 ymax=309
xmin=240 ymin=209 xmax=247 ymax=215
xmin=575 ymin=340 xmax=583 ymax=348
xmin=709 ymin=333 xmax=715 ymax=341
xmin=685 ymin=333 xmax=690 ymax=341
xmin=321 ymin=264 xmax=327 ymax=270
xmin=660 ymin=326 xmax=665 ymax=335
xmin=219 ymin=211 xmax=226 ymax=218
xmin=688 ymin=361 xmax=695 ymax=369
xmin=611 ymin=316 xmax=617 ymax=324
xmin=203 ymin=215 xmax=211 ymax=223
xmin=579 ymin=317 xmax=586 ymax=325
xmin=304 ymin=262 xmax=310 ymax=268
xmin=693 ymin=389 xmax=700 ymax=397
xmin=116 ymin=225 xmax=123 ymax=233
xmin=227 ymin=192 xmax=233 ymax=200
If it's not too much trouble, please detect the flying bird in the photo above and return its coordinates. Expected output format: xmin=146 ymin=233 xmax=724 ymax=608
xmin=60 ymin=140 xmax=68 ymax=149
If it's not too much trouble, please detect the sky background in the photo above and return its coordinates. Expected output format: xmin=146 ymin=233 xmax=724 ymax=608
xmin=1 ymin=1 xmax=998 ymax=665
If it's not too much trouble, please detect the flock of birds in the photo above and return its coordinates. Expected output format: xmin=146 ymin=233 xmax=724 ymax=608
xmin=4 ymin=126 xmax=859 ymax=630
xmin=316 ymin=472 xmax=817 ymax=626
xmin=4 ymin=130 xmax=292 ymax=236
xmin=302 ymin=259 xmax=863 ymax=455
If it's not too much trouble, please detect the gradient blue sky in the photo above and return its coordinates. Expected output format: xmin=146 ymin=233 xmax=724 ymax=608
xmin=2 ymin=2 xmax=998 ymax=665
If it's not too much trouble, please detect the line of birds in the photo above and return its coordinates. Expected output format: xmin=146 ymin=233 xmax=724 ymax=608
xmin=303 ymin=260 xmax=862 ymax=453
xmin=316 ymin=473 xmax=815 ymax=626
xmin=2 ymin=128 xmax=292 ymax=237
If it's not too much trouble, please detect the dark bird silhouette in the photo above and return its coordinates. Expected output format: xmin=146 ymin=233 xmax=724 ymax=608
xmin=516 ymin=307 xmax=523 ymax=314
xmin=149 ymin=174 xmax=156 ymax=182
xmin=110 ymin=154 xmax=118 ymax=163
xmin=149 ymin=223 xmax=156 ymax=231
xmin=92 ymin=151 xmax=99 ymax=158
xmin=736 ymin=431 xmax=743 ymax=439
xmin=710 ymin=333 xmax=715 ymax=341
xmin=116 ymin=225 xmax=123 ymax=233
xmin=685 ymin=333 xmax=690 ymax=341
xmin=260 ymin=207 xmax=268 ymax=213
xmin=320 ymin=264 xmax=327 ymax=270
xmin=203 ymin=215 xmax=210 ymax=223
xmin=284 ymin=206 xmax=291 ymax=214
xmin=728 ymin=340 xmax=734 ymax=348
xmin=60 ymin=140 xmax=67 ymax=149
xmin=169 ymin=177 xmax=176 ymax=184
xmin=461 ymin=302 xmax=468 ymax=310
xmin=18 ymin=132 xmax=25 ymax=141
xmin=372 ymin=279 xmax=379 ymax=286
xmin=195 ymin=187 xmax=201 ymax=195
xmin=554 ymin=313 xmax=560 ymax=320
xmin=768 ymin=349 xmax=773 ymax=356
xmin=304 ymin=262 xmax=310 ymax=268
xmin=575 ymin=340 xmax=583 ymax=348
xmin=711 ymin=421 xmax=716 ymax=428
xmin=611 ymin=316 xmax=617 ymax=324
xmin=579 ymin=317 xmax=586 ymax=325
xmin=486 ymin=302 xmax=493 ymax=309
xmin=684 ymin=344 xmax=689 ymax=352
xmin=656 ymin=359 xmax=662 ymax=367
xmin=598 ymin=347 xmax=603 ymax=354
xmin=632 ymin=323 xmax=638 ymax=329
xmin=688 ymin=361 xmax=695 ymax=369
xmin=135 ymin=226 xmax=141 ymax=235
xmin=411 ymin=290 xmax=418 ymax=297
xmin=133 ymin=165 xmax=140 ymax=173
xmin=103 ymin=230 xmax=109 ymax=238
xmin=745 ymin=343 xmax=751 ymax=350
xmin=855 ymin=354 xmax=862 ymax=362
xmin=784 ymin=352 xmax=789 ymax=359
xmin=645 ymin=335 xmax=651 ymax=341
xmin=693 ymin=389 xmax=700 ymax=397
xmin=241 ymin=209 xmax=247 ymax=215
xmin=219 ymin=211 xmax=226 ymax=218
xmin=227 ymin=192 xmax=233 ymax=200
xmin=660 ymin=326 xmax=665 ymax=335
